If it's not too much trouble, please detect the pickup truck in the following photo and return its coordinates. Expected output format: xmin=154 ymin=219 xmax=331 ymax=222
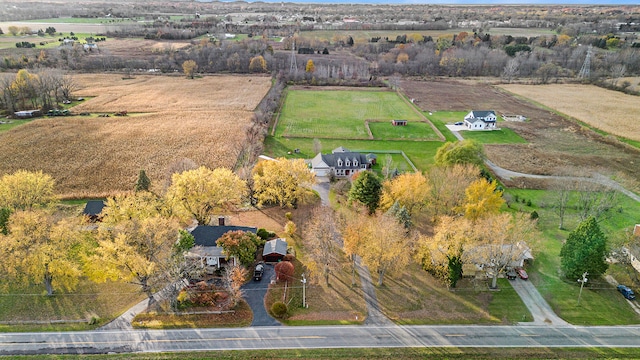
xmin=253 ymin=263 xmax=264 ymax=281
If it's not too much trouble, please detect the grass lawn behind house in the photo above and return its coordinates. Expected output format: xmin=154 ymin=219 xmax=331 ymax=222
xmin=369 ymin=121 xmax=441 ymax=140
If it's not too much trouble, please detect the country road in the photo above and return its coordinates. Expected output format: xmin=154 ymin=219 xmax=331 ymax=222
xmin=2 ymin=325 xmax=640 ymax=355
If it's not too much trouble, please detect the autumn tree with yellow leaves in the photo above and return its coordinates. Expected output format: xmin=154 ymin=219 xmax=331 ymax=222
xmin=303 ymin=207 xmax=341 ymax=286
xmin=380 ymin=172 xmax=431 ymax=215
xmin=249 ymin=55 xmax=267 ymax=72
xmin=0 ymin=210 xmax=84 ymax=296
xmin=84 ymin=214 xmax=181 ymax=306
xmin=166 ymin=166 xmax=247 ymax=225
xmin=458 ymin=178 xmax=504 ymax=222
xmin=0 ymin=170 xmax=56 ymax=211
xmin=252 ymin=158 xmax=315 ymax=208
xmin=182 ymin=60 xmax=198 ymax=79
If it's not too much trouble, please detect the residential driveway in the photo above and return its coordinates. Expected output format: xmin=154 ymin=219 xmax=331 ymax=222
xmin=312 ymin=177 xmax=330 ymax=206
xmin=509 ymin=278 xmax=568 ymax=325
xmin=242 ymin=263 xmax=281 ymax=326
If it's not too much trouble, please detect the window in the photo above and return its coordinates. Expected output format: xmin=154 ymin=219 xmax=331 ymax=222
xmin=354 ymin=159 xmax=358 ymax=167
xmin=337 ymin=159 xmax=342 ymax=167
xmin=346 ymin=159 xmax=350 ymax=167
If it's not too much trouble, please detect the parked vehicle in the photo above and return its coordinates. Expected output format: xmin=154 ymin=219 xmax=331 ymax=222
xmin=515 ymin=267 xmax=528 ymax=280
xmin=617 ymin=284 xmax=636 ymax=300
xmin=506 ymin=270 xmax=517 ymax=280
xmin=454 ymin=121 xmax=464 ymax=125
xmin=253 ymin=263 xmax=264 ymax=281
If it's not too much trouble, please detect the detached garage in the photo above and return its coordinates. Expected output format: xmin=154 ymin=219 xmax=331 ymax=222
xmin=263 ymin=238 xmax=288 ymax=262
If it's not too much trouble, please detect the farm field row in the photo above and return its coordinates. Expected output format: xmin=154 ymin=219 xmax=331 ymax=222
xmin=0 ymin=74 xmax=272 ymax=198
xmin=499 ymin=84 xmax=640 ymax=143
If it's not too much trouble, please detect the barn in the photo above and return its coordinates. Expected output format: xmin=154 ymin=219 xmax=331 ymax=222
xmin=263 ymin=238 xmax=288 ymax=262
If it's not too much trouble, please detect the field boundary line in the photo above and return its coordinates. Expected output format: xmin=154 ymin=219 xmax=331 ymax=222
xmin=363 ymin=120 xmax=374 ymax=139
xmin=397 ymin=89 xmax=445 ymax=142
xmin=270 ymin=87 xmax=289 ymax=136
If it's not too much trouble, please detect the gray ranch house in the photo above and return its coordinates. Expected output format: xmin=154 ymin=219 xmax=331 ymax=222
xmin=186 ymin=224 xmax=257 ymax=273
xmin=464 ymin=110 xmax=497 ymax=130
xmin=311 ymin=146 xmax=375 ymax=178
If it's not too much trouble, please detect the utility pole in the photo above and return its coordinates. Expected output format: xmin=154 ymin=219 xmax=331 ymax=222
xmin=577 ymin=271 xmax=588 ymax=305
xmin=301 ymin=273 xmax=307 ymax=308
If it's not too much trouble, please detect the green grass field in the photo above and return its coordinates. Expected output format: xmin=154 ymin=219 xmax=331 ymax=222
xmin=0 ymin=119 xmax=31 ymax=133
xmin=461 ymin=128 xmax=527 ymax=144
xmin=0 ymin=32 xmax=107 ymax=50
xmin=276 ymin=90 xmax=422 ymax=139
xmin=504 ymin=188 xmax=640 ymax=325
xmin=369 ymin=121 xmax=440 ymax=140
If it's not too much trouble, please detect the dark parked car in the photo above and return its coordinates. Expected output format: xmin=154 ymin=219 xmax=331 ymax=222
xmin=515 ymin=267 xmax=528 ymax=280
xmin=253 ymin=263 xmax=264 ymax=281
xmin=617 ymin=284 xmax=636 ymax=300
xmin=506 ymin=270 xmax=517 ymax=280
xmin=454 ymin=121 xmax=464 ymax=125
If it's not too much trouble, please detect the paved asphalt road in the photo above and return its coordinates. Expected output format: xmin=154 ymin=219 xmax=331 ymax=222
xmin=241 ymin=263 xmax=281 ymax=327
xmin=2 ymin=325 xmax=640 ymax=355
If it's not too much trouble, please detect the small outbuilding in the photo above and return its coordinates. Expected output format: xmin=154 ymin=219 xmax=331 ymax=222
xmin=14 ymin=110 xmax=41 ymax=119
xmin=83 ymin=200 xmax=106 ymax=222
xmin=391 ymin=119 xmax=407 ymax=126
xmin=263 ymin=238 xmax=288 ymax=262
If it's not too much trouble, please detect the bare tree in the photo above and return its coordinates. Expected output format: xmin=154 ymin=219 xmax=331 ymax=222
xmin=303 ymin=207 xmax=341 ymax=286
xmin=501 ymin=57 xmax=520 ymax=83
xmin=549 ymin=180 xmax=573 ymax=230
xmin=576 ymin=181 xmax=618 ymax=222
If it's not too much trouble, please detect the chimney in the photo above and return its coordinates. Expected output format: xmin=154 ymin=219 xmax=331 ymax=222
xmin=218 ymin=216 xmax=225 ymax=226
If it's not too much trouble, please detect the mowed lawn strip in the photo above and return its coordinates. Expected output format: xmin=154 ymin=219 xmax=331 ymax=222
xmin=277 ymin=90 xmax=422 ymax=139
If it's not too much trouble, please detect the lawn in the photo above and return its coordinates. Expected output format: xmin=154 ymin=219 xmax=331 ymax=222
xmin=0 ymin=119 xmax=31 ymax=133
xmin=461 ymin=128 xmax=527 ymax=144
xmin=375 ymin=263 xmax=531 ymax=325
xmin=276 ymin=89 xmax=423 ymax=139
xmin=368 ymin=121 xmax=441 ymax=140
xmin=0 ymin=279 xmax=144 ymax=332
xmin=504 ymin=188 xmax=640 ymax=325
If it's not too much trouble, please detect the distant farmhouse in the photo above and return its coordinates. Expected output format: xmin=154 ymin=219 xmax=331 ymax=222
xmin=464 ymin=110 xmax=497 ymax=130
xmin=311 ymin=146 xmax=376 ymax=178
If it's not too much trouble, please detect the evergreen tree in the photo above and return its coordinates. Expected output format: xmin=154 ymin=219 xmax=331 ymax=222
xmin=560 ymin=217 xmax=608 ymax=280
xmin=348 ymin=171 xmax=382 ymax=215
xmin=134 ymin=169 xmax=151 ymax=192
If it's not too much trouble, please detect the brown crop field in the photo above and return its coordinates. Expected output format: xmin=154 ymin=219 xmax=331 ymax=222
xmin=499 ymin=84 xmax=640 ymax=142
xmin=401 ymin=79 xmax=640 ymax=193
xmin=0 ymin=74 xmax=271 ymax=199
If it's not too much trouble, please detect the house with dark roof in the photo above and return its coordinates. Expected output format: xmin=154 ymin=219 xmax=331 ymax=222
xmin=186 ymin=225 xmax=257 ymax=272
xmin=464 ymin=110 xmax=497 ymax=130
xmin=263 ymin=238 xmax=288 ymax=262
xmin=83 ymin=200 xmax=106 ymax=222
xmin=311 ymin=147 xmax=374 ymax=178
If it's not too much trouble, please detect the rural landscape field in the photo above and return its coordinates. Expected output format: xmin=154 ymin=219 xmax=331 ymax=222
xmin=1 ymin=1 xmax=640 ymax=356
xmin=0 ymin=74 xmax=271 ymax=198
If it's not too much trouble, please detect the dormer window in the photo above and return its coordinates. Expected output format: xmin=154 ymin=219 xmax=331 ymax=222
xmin=354 ymin=159 xmax=358 ymax=167
xmin=346 ymin=159 xmax=350 ymax=167
xmin=337 ymin=158 xmax=343 ymax=167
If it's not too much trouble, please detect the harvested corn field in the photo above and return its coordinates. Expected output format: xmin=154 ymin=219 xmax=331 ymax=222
xmin=499 ymin=84 xmax=640 ymax=142
xmin=0 ymin=74 xmax=271 ymax=198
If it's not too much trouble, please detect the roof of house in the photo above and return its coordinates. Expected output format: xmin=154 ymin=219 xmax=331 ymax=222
xmin=332 ymin=146 xmax=350 ymax=153
xmin=83 ymin=200 xmax=106 ymax=216
xmin=190 ymin=225 xmax=257 ymax=247
xmin=263 ymin=238 xmax=288 ymax=256
xmin=186 ymin=245 xmax=224 ymax=258
xmin=468 ymin=110 xmax=497 ymax=119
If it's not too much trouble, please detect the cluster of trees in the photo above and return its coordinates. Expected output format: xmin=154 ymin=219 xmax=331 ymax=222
xmin=0 ymin=69 xmax=77 ymax=113
xmin=0 ymin=159 xmax=315 ymax=304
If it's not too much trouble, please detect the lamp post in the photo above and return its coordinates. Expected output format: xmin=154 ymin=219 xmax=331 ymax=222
xmin=301 ymin=273 xmax=307 ymax=308
xmin=577 ymin=271 xmax=588 ymax=306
